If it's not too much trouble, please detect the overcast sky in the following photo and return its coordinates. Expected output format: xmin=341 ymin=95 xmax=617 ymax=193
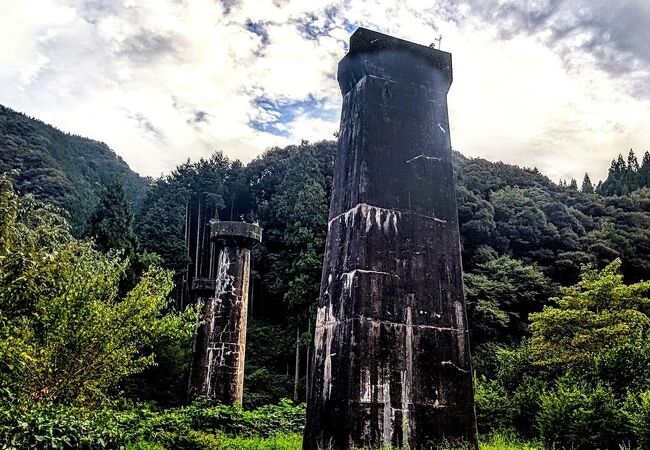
xmin=2 ymin=0 xmax=649 ymax=182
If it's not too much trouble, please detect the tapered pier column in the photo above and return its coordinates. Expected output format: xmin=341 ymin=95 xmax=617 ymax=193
xmin=303 ymin=28 xmax=478 ymax=449
xmin=188 ymin=221 xmax=262 ymax=405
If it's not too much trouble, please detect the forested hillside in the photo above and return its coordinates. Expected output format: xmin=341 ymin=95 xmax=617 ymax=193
xmin=129 ymin=140 xmax=650 ymax=408
xmin=3 ymin=111 xmax=650 ymax=447
xmin=0 ymin=105 xmax=148 ymax=232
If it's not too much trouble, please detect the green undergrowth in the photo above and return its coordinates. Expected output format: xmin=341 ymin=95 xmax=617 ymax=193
xmin=129 ymin=431 xmax=540 ymax=450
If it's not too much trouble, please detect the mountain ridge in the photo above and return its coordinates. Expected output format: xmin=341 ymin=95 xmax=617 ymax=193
xmin=0 ymin=104 xmax=149 ymax=232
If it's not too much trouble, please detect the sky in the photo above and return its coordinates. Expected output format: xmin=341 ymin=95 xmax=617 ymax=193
xmin=2 ymin=0 xmax=650 ymax=182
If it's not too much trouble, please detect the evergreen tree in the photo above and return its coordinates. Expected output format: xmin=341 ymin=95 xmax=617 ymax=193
xmin=628 ymin=149 xmax=640 ymax=172
xmin=616 ymin=153 xmax=627 ymax=172
xmin=581 ymin=173 xmax=594 ymax=193
xmin=569 ymin=178 xmax=578 ymax=190
xmin=626 ymin=149 xmax=640 ymax=191
xmin=85 ymin=182 xmax=138 ymax=259
xmin=639 ymin=151 xmax=650 ymax=188
xmin=599 ymin=154 xmax=629 ymax=196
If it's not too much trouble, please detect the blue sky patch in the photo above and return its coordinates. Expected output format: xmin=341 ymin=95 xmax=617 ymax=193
xmin=245 ymin=20 xmax=270 ymax=45
xmin=249 ymin=95 xmax=338 ymax=137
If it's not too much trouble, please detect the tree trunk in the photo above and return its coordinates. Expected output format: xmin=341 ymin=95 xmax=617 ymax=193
xmin=195 ymin=200 xmax=201 ymax=278
xmin=305 ymin=319 xmax=311 ymax=400
xmin=293 ymin=326 xmax=300 ymax=402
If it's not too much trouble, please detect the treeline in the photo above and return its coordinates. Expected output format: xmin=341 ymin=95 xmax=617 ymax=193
xmin=598 ymin=149 xmax=650 ymax=196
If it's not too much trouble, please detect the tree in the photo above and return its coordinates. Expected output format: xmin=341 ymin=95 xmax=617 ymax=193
xmin=272 ymin=145 xmax=328 ymax=401
xmin=581 ymin=173 xmax=594 ymax=194
xmin=569 ymin=178 xmax=578 ymax=190
xmin=0 ymin=106 xmax=147 ymax=234
xmin=465 ymin=256 xmax=556 ymax=349
xmin=0 ymin=178 xmax=197 ymax=406
xmin=530 ymin=259 xmax=650 ymax=368
xmin=85 ymin=182 xmax=138 ymax=258
xmin=639 ymin=151 xmax=650 ymax=188
xmin=628 ymin=149 xmax=640 ymax=172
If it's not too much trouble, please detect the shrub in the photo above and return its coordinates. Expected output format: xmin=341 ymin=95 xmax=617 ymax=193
xmin=186 ymin=398 xmax=305 ymax=437
xmin=0 ymin=399 xmax=304 ymax=450
xmin=537 ymin=378 xmax=628 ymax=449
xmin=623 ymin=390 xmax=650 ymax=448
xmin=126 ymin=443 xmax=166 ymax=450
xmin=215 ymin=433 xmax=302 ymax=450
xmin=509 ymin=376 xmax=546 ymax=436
xmin=585 ymin=341 xmax=650 ymax=395
xmin=0 ymin=404 xmax=127 ymax=450
xmin=474 ymin=376 xmax=513 ymax=433
xmin=155 ymin=430 xmax=221 ymax=450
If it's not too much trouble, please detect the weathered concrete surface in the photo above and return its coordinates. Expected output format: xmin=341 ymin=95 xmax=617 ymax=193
xmin=188 ymin=221 xmax=262 ymax=405
xmin=303 ymin=28 xmax=478 ymax=449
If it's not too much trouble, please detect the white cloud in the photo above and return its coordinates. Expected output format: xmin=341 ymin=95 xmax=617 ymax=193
xmin=0 ymin=0 xmax=648 ymax=183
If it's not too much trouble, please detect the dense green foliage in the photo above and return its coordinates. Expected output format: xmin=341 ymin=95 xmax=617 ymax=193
xmin=0 ymin=178 xmax=197 ymax=406
xmin=4 ymin=109 xmax=650 ymax=447
xmin=0 ymin=105 xmax=148 ymax=232
xmin=598 ymin=149 xmax=650 ymax=196
xmin=0 ymin=400 xmax=305 ymax=450
xmin=476 ymin=261 xmax=650 ymax=449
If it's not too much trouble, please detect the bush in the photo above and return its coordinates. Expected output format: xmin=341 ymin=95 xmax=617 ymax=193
xmin=509 ymin=376 xmax=546 ymax=436
xmin=126 ymin=443 xmax=166 ymax=450
xmin=155 ymin=430 xmax=221 ymax=450
xmin=624 ymin=390 xmax=650 ymax=448
xmin=585 ymin=341 xmax=650 ymax=395
xmin=186 ymin=398 xmax=305 ymax=437
xmin=537 ymin=378 xmax=629 ymax=449
xmin=0 ymin=404 xmax=127 ymax=450
xmin=474 ymin=376 xmax=513 ymax=433
xmin=0 ymin=399 xmax=304 ymax=450
xmin=216 ymin=433 xmax=302 ymax=450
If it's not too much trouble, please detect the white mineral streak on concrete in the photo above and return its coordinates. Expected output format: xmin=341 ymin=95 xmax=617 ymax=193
xmin=359 ymin=316 xmax=458 ymax=332
xmin=315 ymin=302 xmax=337 ymax=399
xmin=328 ymin=203 xmax=401 ymax=233
xmin=324 ymin=274 xmax=332 ymax=296
xmin=341 ymin=269 xmax=396 ymax=297
xmin=204 ymin=249 xmax=234 ymax=395
xmin=437 ymin=122 xmax=446 ymax=133
xmin=327 ymin=202 xmax=360 ymax=231
xmin=441 ymin=360 xmax=469 ymax=373
xmin=382 ymin=211 xmax=391 ymax=234
xmin=454 ymin=300 xmax=465 ymax=331
xmin=405 ymin=154 xmax=442 ymax=164
xmin=403 ymin=305 xmax=413 ymax=434
xmin=360 ymin=368 xmax=372 ymax=402
xmin=382 ymin=377 xmax=393 ymax=446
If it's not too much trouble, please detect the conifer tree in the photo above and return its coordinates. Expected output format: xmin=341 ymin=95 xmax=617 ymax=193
xmin=569 ymin=178 xmax=578 ymax=190
xmin=85 ymin=182 xmax=138 ymax=259
xmin=628 ymin=149 xmax=640 ymax=172
xmin=639 ymin=151 xmax=650 ymax=188
xmin=626 ymin=149 xmax=640 ymax=191
xmin=581 ymin=173 xmax=594 ymax=194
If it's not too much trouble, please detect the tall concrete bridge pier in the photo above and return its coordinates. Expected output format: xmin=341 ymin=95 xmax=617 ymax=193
xmin=304 ymin=28 xmax=478 ymax=449
xmin=188 ymin=221 xmax=262 ymax=405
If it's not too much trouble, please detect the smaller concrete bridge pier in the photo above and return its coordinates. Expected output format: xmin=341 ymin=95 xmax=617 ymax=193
xmin=188 ymin=221 xmax=262 ymax=405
